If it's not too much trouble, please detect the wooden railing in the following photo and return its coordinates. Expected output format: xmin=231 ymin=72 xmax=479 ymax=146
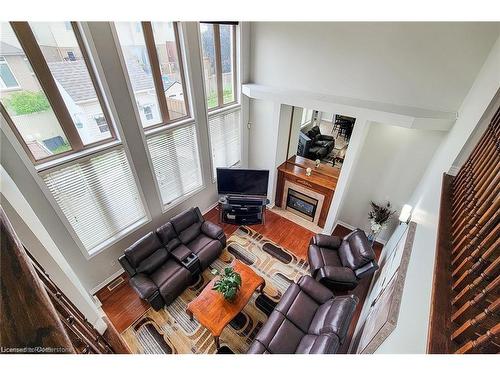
xmin=428 ymin=104 xmax=499 ymax=353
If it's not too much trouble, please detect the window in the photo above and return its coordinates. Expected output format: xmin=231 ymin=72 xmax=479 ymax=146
xmin=143 ymin=105 xmax=154 ymax=120
xmin=115 ymin=22 xmax=189 ymax=128
xmin=93 ymin=113 xmax=109 ymax=133
xmin=200 ymin=23 xmax=237 ymax=110
xmin=147 ymin=123 xmax=203 ymax=206
xmin=0 ymin=57 xmax=20 ymax=89
xmin=1 ymin=22 xmax=146 ymax=256
xmin=42 ymin=148 xmax=147 ymax=254
xmin=0 ymin=22 xmax=116 ymax=163
xmin=208 ymin=109 xmax=241 ymax=178
xmin=200 ymin=23 xmax=241 ymax=178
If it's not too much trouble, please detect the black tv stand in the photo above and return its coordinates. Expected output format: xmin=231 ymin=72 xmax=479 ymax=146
xmin=218 ymin=195 xmax=270 ymax=225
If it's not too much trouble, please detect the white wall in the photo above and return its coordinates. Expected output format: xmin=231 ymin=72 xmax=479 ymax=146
xmin=247 ymin=98 xmax=281 ymax=203
xmin=374 ymin=35 xmax=500 ymax=353
xmin=250 ymin=22 xmax=499 ymax=112
xmin=339 ymin=123 xmax=445 ymax=242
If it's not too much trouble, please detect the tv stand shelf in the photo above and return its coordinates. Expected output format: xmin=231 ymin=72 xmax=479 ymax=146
xmin=218 ymin=196 xmax=270 ymax=226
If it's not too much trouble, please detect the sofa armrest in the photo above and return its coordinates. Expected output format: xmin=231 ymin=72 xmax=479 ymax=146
xmin=201 ymin=221 xmax=225 ymax=242
xmin=310 ymin=234 xmax=342 ymax=249
xmin=355 ymin=261 xmax=379 ymax=279
xmin=297 ymin=275 xmax=334 ymax=304
xmin=317 ymin=266 xmax=357 ymax=284
xmin=129 ymin=273 xmax=158 ymax=300
xmin=118 ymin=254 xmax=136 ymax=277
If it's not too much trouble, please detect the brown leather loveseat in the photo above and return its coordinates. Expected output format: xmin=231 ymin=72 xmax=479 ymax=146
xmin=247 ymin=275 xmax=358 ymax=354
xmin=118 ymin=207 xmax=225 ymax=310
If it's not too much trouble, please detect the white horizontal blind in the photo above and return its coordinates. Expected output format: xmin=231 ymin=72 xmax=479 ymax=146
xmin=208 ymin=109 xmax=241 ymax=178
xmin=42 ymin=148 xmax=146 ymax=252
xmin=147 ymin=123 xmax=203 ymax=206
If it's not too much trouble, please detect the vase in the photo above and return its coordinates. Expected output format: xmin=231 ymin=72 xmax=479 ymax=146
xmin=367 ymin=230 xmax=379 ymax=246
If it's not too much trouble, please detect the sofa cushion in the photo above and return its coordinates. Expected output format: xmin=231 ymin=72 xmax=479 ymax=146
xmin=157 ymin=266 xmax=192 ymax=305
xmin=308 ymin=244 xmax=343 ymax=272
xmin=275 ymin=283 xmax=318 ymax=333
xmin=171 ymin=208 xmax=200 ymax=233
xmin=150 ymin=259 xmax=185 ymax=287
xmin=309 ymin=295 xmax=358 ymax=342
xmin=254 ymin=311 xmax=304 ymax=354
xmin=338 ymin=230 xmax=375 ymax=270
xmin=186 ymin=233 xmax=213 ymax=254
xmin=156 ymin=222 xmax=178 ymax=248
xmin=296 ymin=333 xmax=340 ymax=354
xmin=125 ymin=232 xmax=163 ymax=268
xmin=136 ymin=248 xmax=169 ymax=275
xmin=192 ymin=239 xmax=222 ymax=269
xmin=178 ymin=222 xmax=202 ymax=244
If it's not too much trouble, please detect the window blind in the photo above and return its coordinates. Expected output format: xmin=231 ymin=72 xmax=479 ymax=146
xmin=42 ymin=148 xmax=147 ymax=253
xmin=147 ymin=123 xmax=203 ymax=206
xmin=208 ymin=109 xmax=241 ymax=178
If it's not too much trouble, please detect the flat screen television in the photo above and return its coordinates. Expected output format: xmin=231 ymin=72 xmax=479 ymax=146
xmin=216 ymin=168 xmax=269 ymax=197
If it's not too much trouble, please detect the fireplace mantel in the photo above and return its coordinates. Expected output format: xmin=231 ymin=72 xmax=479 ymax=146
xmin=275 ymin=156 xmax=339 ymax=228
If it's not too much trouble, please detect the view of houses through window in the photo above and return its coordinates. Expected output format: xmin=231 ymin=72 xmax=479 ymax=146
xmin=200 ymin=23 xmax=236 ymax=110
xmin=114 ymin=22 xmax=188 ymax=128
xmin=0 ymin=22 xmax=116 ymax=161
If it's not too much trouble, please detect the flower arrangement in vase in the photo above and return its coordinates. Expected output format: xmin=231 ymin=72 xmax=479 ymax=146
xmin=367 ymin=201 xmax=395 ymax=244
xmin=211 ymin=267 xmax=242 ymax=301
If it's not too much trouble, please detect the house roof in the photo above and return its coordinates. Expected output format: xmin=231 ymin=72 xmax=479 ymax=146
xmin=47 ymin=59 xmax=154 ymax=103
xmin=1 ymin=41 xmax=24 ymax=56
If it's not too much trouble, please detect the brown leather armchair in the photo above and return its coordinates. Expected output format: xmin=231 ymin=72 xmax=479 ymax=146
xmin=247 ymin=275 xmax=358 ymax=354
xmin=118 ymin=207 xmax=226 ymax=310
xmin=307 ymin=229 xmax=378 ymax=292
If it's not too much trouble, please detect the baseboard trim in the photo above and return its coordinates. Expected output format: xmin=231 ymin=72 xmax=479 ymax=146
xmin=202 ymin=200 xmax=219 ymax=215
xmin=335 ymin=220 xmax=387 ymax=246
xmin=90 ymin=269 xmax=124 ymax=296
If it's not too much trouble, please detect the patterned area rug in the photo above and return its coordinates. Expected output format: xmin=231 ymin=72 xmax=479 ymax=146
xmin=121 ymin=226 xmax=309 ymax=354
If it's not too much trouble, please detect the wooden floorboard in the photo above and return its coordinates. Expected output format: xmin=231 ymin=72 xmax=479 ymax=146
xmin=96 ymin=205 xmax=383 ymax=353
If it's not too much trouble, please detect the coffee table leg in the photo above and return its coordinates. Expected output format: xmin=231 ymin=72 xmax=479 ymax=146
xmin=214 ymin=336 xmax=220 ymax=350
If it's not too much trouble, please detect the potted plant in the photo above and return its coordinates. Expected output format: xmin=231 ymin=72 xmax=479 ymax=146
xmin=211 ymin=267 xmax=242 ymax=301
xmin=367 ymin=201 xmax=395 ymax=244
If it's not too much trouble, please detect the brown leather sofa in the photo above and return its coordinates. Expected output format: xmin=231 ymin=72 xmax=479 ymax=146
xmin=247 ymin=275 xmax=358 ymax=354
xmin=118 ymin=207 xmax=225 ymax=310
xmin=308 ymin=229 xmax=378 ymax=292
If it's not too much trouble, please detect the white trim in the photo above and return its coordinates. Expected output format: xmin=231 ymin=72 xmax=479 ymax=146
xmin=448 ymin=165 xmax=460 ymax=176
xmin=335 ymin=220 xmax=357 ymax=231
xmin=242 ymin=83 xmax=457 ymax=131
xmin=89 ymin=269 xmax=125 ymax=295
xmin=335 ymin=220 xmax=388 ymax=245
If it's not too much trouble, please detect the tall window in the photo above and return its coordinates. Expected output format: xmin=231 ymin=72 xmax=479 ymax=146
xmin=200 ymin=23 xmax=237 ymax=110
xmin=115 ymin=22 xmax=203 ymax=209
xmin=114 ymin=22 xmax=189 ymax=128
xmin=0 ymin=22 xmax=147 ymax=256
xmin=200 ymin=22 xmax=240 ymax=178
xmin=0 ymin=22 xmax=117 ymax=163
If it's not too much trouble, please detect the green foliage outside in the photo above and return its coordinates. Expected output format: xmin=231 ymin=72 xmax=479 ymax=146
xmin=51 ymin=143 xmax=72 ymax=154
xmin=4 ymin=91 xmax=51 ymax=115
xmin=207 ymin=88 xmax=234 ymax=109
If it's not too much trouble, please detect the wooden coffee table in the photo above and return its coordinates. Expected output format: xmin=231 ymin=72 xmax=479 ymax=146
xmin=186 ymin=260 xmax=265 ymax=350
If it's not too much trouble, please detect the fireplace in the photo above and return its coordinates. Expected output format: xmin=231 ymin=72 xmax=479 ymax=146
xmin=285 ymin=188 xmax=318 ymax=222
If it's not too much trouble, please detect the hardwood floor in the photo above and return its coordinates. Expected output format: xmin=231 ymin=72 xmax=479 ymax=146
xmin=96 ymin=205 xmax=382 ymax=353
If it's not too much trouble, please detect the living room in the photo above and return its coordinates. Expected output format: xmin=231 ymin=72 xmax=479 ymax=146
xmin=1 ymin=1 xmax=499 ymax=372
